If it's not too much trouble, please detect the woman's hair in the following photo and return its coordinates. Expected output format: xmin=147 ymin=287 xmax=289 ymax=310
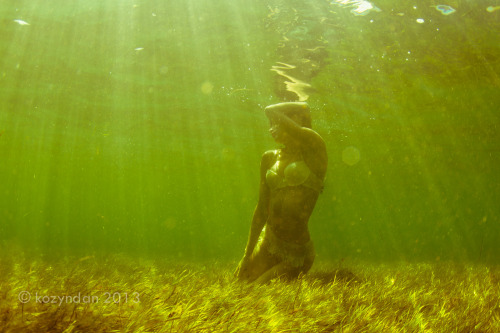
xmin=268 ymin=102 xmax=312 ymax=128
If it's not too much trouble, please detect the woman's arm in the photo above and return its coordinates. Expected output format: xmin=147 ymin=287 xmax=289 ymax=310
xmin=241 ymin=151 xmax=274 ymax=258
xmin=235 ymin=151 xmax=274 ymax=279
xmin=265 ymin=106 xmax=327 ymax=176
xmin=265 ymin=106 xmax=321 ymax=148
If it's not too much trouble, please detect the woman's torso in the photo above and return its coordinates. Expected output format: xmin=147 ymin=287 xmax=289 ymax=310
xmin=265 ymin=149 xmax=324 ymax=244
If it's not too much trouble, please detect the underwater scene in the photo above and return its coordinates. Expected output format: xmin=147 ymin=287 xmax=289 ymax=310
xmin=1 ymin=0 xmax=499 ymax=331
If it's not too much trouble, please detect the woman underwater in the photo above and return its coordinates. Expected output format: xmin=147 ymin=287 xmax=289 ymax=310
xmin=235 ymin=102 xmax=327 ymax=283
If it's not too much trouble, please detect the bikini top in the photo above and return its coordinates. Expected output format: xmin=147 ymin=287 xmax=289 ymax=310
xmin=266 ymin=152 xmax=324 ymax=193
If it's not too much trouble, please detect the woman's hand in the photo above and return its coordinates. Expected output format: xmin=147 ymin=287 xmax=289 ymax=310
xmin=234 ymin=256 xmax=252 ymax=280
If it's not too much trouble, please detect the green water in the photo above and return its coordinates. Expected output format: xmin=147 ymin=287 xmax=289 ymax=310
xmin=1 ymin=0 xmax=499 ymax=264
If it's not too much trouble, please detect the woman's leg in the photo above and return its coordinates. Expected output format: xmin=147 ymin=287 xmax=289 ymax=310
xmin=244 ymin=245 xmax=281 ymax=282
xmin=254 ymin=245 xmax=316 ymax=283
xmin=254 ymin=262 xmax=289 ymax=284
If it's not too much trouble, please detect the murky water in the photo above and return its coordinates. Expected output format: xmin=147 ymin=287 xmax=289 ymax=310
xmin=1 ymin=0 xmax=499 ymax=264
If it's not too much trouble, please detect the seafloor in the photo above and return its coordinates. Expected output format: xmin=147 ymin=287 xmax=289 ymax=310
xmin=1 ymin=252 xmax=499 ymax=332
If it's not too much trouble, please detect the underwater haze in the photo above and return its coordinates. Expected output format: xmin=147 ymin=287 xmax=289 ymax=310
xmin=1 ymin=0 xmax=499 ymax=265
